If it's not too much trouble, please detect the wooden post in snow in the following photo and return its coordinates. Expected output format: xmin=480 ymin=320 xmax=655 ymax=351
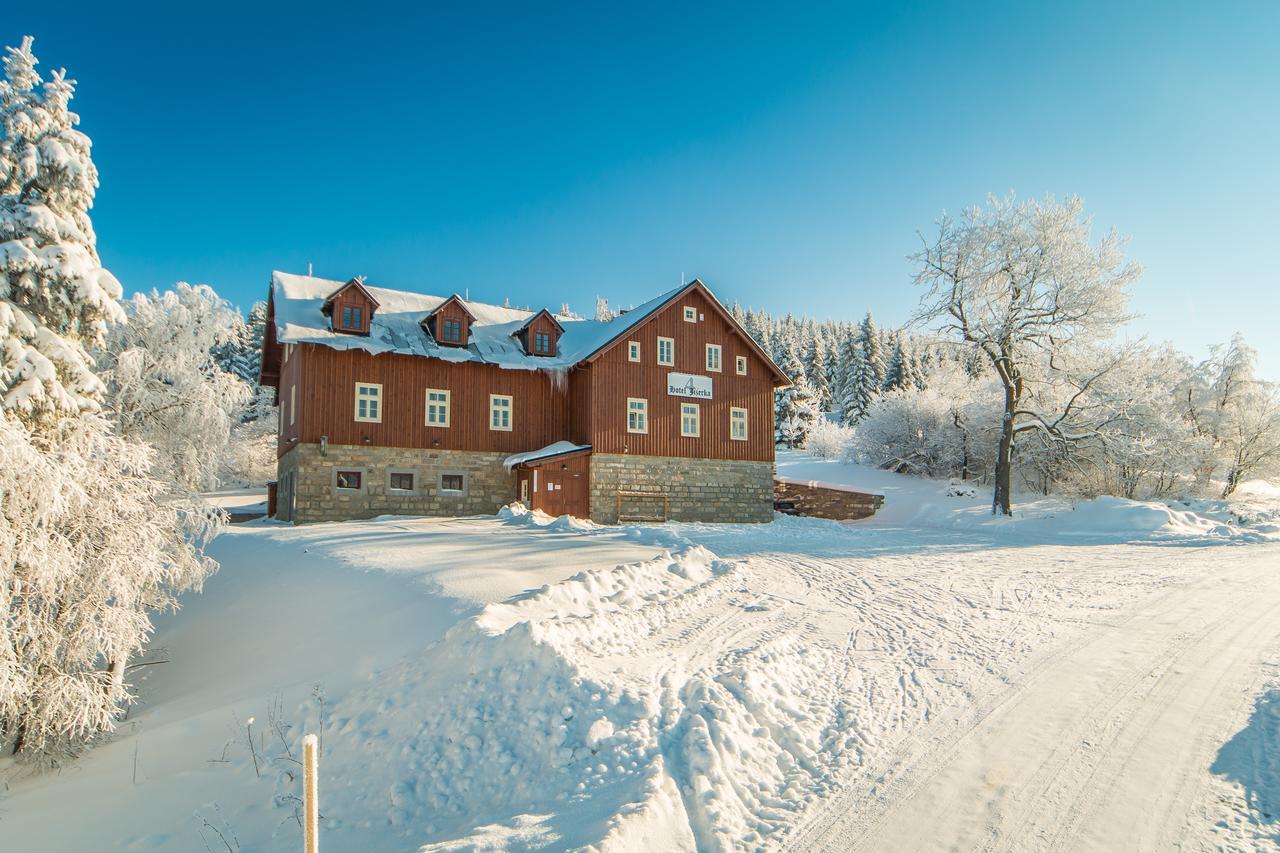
xmin=303 ymin=733 xmax=319 ymax=853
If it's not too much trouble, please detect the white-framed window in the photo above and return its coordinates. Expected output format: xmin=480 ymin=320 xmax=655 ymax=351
xmin=680 ymin=403 xmax=700 ymax=437
xmin=706 ymin=343 xmax=722 ymax=372
xmin=289 ymin=383 xmax=296 ymax=426
xmin=683 ymin=306 xmax=697 ymax=323
xmin=657 ymin=336 xmax=674 ymax=366
xmin=730 ymin=407 xmax=748 ymax=441
xmin=628 ymin=340 xmax=640 ymax=362
xmin=736 ymin=355 xmax=748 ymax=375
xmin=354 ymin=382 xmax=382 ymax=422
xmin=627 ymin=397 xmax=648 ymax=433
xmin=489 ymin=394 xmax=512 ymax=431
xmin=425 ymin=388 xmax=450 ymax=427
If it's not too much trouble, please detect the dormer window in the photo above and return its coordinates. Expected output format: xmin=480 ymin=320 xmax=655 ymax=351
xmin=322 ymin=277 xmax=379 ymax=336
xmin=513 ymin=308 xmax=564 ymax=358
xmin=423 ymin=295 xmax=475 ymax=348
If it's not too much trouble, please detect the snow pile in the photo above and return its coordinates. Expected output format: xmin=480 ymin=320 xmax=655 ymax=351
xmin=776 ymin=452 xmax=1280 ymax=544
xmin=291 ymin=544 xmax=849 ymax=850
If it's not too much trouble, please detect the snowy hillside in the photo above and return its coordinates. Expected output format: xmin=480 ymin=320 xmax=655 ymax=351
xmin=4 ymin=460 xmax=1280 ymax=851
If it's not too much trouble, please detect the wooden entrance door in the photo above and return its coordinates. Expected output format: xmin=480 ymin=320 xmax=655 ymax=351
xmin=526 ymin=454 xmax=590 ymax=519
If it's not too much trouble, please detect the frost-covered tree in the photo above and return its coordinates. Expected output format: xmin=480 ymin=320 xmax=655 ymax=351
xmin=775 ymin=344 xmax=819 ymax=448
xmin=912 ymin=194 xmax=1141 ymax=514
xmin=0 ymin=37 xmax=217 ymax=758
xmin=1185 ymin=336 xmax=1280 ymax=497
xmin=594 ymin=296 xmax=615 ymax=322
xmin=0 ymin=414 xmax=218 ymax=756
xmin=99 ymin=283 xmax=252 ymax=493
xmin=856 ymin=363 xmax=1001 ymax=479
xmin=0 ymin=37 xmax=124 ymax=419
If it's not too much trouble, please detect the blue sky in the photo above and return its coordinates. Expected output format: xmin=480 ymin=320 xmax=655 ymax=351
xmin=8 ymin=2 xmax=1279 ymax=375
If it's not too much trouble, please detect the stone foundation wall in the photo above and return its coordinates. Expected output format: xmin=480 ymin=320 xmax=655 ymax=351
xmin=277 ymin=443 xmax=515 ymax=523
xmin=589 ymin=454 xmax=774 ymax=524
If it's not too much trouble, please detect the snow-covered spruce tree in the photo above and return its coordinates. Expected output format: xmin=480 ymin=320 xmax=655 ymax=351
xmin=806 ymin=332 xmax=832 ymax=412
xmin=775 ymin=343 xmax=819 ymax=448
xmin=0 ymin=37 xmax=217 ymax=758
xmin=911 ymin=194 xmax=1140 ymax=515
xmin=0 ymin=37 xmax=124 ymax=416
xmin=860 ymin=312 xmax=887 ymax=391
xmin=99 ymin=283 xmax=253 ymax=493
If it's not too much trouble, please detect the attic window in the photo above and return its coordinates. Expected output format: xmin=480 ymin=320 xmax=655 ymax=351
xmin=683 ymin=306 xmax=697 ymax=323
xmin=534 ymin=331 xmax=552 ymax=354
xmin=341 ymin=306 xmax=363 ymax=330
xmin=441 ymin=318 xmax=462 ymax=343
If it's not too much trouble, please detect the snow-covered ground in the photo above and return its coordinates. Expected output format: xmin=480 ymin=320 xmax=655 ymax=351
xmin=3 ymin=457 xmax=1280 ymax=851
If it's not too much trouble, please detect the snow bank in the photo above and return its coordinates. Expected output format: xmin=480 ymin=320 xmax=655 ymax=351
xmin=291 ymin=544 xmax=848 ymax=851
xmin=777 ymin=451 xmax=1280 ymax=545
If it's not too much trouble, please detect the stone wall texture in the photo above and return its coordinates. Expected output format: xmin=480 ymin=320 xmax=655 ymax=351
xmin=589 ymin=453 xmax=774 ymax=524
xmin=278 ymin=442 xmax=515 ymax=523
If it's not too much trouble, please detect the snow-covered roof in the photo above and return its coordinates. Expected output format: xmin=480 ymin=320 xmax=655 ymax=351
xmin=503 ymin=441 xmax=592 ymax=471
xmin=270 ymin=271 xmax=685 ymax=372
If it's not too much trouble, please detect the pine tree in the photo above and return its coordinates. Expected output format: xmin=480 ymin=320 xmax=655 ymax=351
xmin=0 ymin=37 xmax=125 ymax=418
xmin=860 ymin=312 xmax=887 ymax=391
xmin=775 ymin=343 xmax=819 ymax=448
xmin=807 ymin=333 xmax=831 ymax=411
xmin=841 ymin=341 xmax=876 ymax=426
xmin=884 ymin=332 xmax=906 ymax=391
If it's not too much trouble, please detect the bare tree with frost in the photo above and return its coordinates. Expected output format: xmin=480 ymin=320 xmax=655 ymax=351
xmin=911 ymin=194 xmax=1141 ymax=514
xmin=0 ymin=37 xmax=216 ymax=759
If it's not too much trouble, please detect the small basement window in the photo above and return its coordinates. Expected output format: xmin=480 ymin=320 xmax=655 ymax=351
xmin=335 ymin=470 xmax=362 ymax=490
xmin=389 ymin=471 xmax=415 ymax=491
xmin=440 ymin=472 xmax=466 ymax=494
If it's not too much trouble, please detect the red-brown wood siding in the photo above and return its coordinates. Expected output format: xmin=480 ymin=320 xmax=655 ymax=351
xmin=292 ymin=345 xmax=568 ymax=453
xmin=574 ymin=288 xmax=776 ymax=461
xmin=276 ymin=342 xmax=304 ymax=455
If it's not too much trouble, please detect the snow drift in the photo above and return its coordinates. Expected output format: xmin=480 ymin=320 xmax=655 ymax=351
xmin=292 ymin=543 xmax=846 ymax=851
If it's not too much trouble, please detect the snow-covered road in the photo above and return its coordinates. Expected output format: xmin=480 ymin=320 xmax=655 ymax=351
xmin=786 ymin=543 xmax=1280 ymax=851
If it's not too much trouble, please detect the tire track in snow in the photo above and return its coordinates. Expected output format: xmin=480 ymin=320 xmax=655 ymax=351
xmin=787 ymin=546 xmax=1280 ymax=852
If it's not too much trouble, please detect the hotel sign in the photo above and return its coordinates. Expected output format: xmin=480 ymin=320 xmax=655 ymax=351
xmin=667 ymin=372 xmax=713 ymax=400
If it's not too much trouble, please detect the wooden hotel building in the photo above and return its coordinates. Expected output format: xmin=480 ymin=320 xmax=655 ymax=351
xmin=259 ymin=271 xmax=789 ymax=523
